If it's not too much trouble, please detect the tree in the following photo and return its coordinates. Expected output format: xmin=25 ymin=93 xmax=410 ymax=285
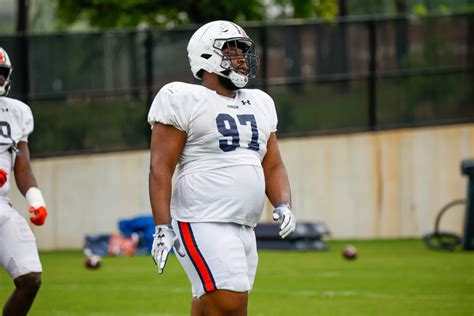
xmin=56 ymin=0 xmax=347 ymax=29
xmin=56 ymin=0 xmax=265 ymax=28
xmin=271 ymin=0 xmax=339 ymax=20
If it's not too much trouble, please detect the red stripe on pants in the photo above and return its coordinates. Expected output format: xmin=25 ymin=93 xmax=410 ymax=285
xmin=178 ymin=222 xmax=216 ymax=293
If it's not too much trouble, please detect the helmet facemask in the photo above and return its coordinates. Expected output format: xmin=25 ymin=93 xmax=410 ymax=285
xmin=216 ymin=38 xmax=259 ymax=88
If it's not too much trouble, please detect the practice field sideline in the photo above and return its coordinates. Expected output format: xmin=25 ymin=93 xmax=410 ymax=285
xmin=0 ymin=239 xmax=472 ymax=315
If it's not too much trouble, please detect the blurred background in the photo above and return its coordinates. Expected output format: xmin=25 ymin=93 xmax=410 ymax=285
xmin=0 ymin=0 xmax=473 ymax=250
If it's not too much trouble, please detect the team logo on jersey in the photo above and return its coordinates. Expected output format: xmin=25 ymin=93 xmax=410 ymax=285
xmin=241 ymin=100 xmax=251 ymax=105
xmin=0 ymin=169 xmax=7 ymax=188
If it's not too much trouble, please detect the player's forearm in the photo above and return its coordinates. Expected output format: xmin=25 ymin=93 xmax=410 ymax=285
xmin=149 ymin=167 xmax=173 ymax=225
xmin=14 ymin=142 xmax=38 ymax=196
xmin=15 ymin=167 xmax=38 ymax=196
xmin=264 ymin=163 xmax=292 ymax=207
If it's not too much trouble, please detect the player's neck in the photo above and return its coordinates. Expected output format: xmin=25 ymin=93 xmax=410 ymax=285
xmin=202 ymin=74 xmax=236 ymax=98
xmin=214 ymin=86 xmax=236 ymax=98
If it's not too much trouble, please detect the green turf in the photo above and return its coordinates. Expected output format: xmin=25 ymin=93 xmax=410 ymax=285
xmin=1 ymin=239 xmax=473 ymax=315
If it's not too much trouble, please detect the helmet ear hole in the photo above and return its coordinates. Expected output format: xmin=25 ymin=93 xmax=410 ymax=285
xmin=196 ymin=69 xmax=204 ymax=79
xmin=201 ymin=54 xmax=212 ymax=60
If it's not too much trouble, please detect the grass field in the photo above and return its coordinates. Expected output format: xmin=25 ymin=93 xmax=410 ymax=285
xmin=1 ymin=239 xmax=473 ymax=316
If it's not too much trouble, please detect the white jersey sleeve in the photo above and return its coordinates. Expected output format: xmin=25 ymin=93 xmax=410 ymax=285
xmin=254 ymin=89 xmax=278 ymax=133
xmin=0 ymin=97 xmax=34 ymax=145
xmin=18 ymin=103 xmax=34 ymax=142
xmin=147 ymin=82 xmax=194 ymax=132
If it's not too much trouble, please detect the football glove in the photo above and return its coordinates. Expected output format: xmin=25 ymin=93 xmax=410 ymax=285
xmin=272 ymin=204 xmax=296 ymax=239
xmin=0 ymin=169 xmax=7 ymax=188
xmin=151 ymin=224 xmax=186 ymax=274
xmin=29 ymin=206 xmax=47 ymax=226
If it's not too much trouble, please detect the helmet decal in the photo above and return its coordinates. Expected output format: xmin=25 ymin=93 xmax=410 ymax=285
xmin=230 ymin=22 xmax=247 ymax=37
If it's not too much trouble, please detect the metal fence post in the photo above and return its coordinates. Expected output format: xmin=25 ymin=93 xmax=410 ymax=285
xmin=144 ymin=28 xmax=154 ymax=108
xmin=461 ymin=159 xmax=474 ymax=250
xmin=368 ymin=20 xmax=377 ymax=131
xmin=259 ymin=25 xmax=268 ymax=92
xmin=16 ymin=0 xmax=29 ymax=103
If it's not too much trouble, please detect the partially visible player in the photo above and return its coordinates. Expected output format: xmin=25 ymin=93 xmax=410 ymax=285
xmin=0 ymin=47 xmax=48 ymax=316
xmin=148 ymin=21 xmax=296 ymax=315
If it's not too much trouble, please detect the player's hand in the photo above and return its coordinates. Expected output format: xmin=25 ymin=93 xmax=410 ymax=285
xmin=29 ymin=206 xmax=47 ymax=226
xmin=151 ymin=224 xmax=185 ymax=274
xmin=272 ymin=204 xmax=296 ymax=239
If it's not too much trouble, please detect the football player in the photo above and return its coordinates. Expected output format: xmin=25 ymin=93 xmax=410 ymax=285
xmin=0 ymin=47 xmax=48 ymax=316
xmin=148 ymin=21 xmax=296 ymax=315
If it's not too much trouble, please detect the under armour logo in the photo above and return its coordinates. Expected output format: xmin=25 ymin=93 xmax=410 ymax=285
xmin=241 ymin=100 xmax=251 ymax=105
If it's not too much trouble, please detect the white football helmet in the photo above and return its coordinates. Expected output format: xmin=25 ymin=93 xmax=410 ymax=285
xmin=187 ymin=20 xmax=259 ymax=88
xmin=0 ymin=47 xmax=12 ymax=96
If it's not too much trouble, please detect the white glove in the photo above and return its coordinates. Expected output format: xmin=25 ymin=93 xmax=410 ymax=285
xmin=151 ymin=224 xmax=186 ymax=274
xmin=272 ymin=204 xmax=296 ymax=239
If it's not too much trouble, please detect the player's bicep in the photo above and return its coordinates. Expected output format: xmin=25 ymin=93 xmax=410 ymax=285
xmin=150 ymin=123 xmax=187 ymax=173
xmin=262 ymin=132 xmax=291 ymax=206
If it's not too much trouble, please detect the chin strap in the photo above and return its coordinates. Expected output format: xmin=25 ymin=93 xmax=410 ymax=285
xmin=228 ymin=71 xmax=248 ymax=88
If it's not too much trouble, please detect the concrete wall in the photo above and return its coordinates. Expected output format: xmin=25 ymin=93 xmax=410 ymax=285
xmin=11 ymin=124 xmax=473 ymax=250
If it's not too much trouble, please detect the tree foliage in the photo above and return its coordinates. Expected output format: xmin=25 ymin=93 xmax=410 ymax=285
xmin=56 ymin=0 xmax=266 ymax=28
xmin=272 ymin=0 xmax=339 ymax=20
xmin=56 ymin=0 xmax=346 ymax=29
